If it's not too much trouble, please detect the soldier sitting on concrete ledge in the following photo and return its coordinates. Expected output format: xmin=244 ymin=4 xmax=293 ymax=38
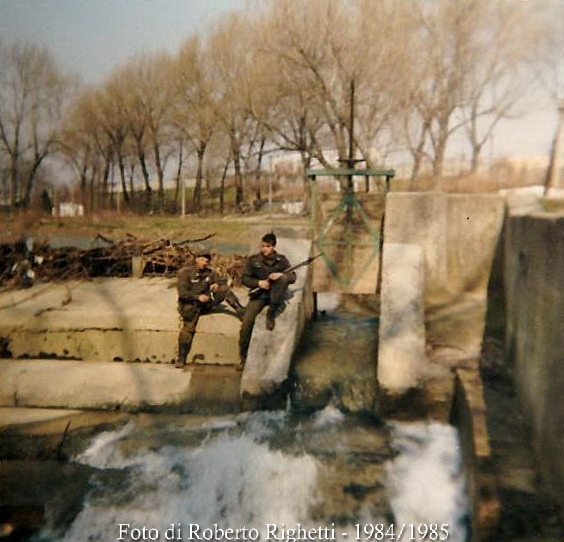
xmin=176 ymin=251 xmax=245 ymax=369
xmin=238 ymin=232 xmax=296 ymax=371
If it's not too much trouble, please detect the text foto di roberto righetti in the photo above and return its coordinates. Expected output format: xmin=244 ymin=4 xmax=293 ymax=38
xmin=118 ymin=524 xmax=336 ymax=541
xmin=117 ymin=522 xmax=451 ymax=541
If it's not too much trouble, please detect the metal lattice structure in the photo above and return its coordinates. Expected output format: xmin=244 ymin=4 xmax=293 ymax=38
xmin=308 ymin=168 xmax=395 ymax=289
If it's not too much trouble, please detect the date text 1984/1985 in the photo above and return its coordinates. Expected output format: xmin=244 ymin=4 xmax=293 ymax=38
xmin=354 ymin=524 xmax=449 ymax=540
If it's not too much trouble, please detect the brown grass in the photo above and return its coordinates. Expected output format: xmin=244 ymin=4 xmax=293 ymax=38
xmin=0 ymin=209 xmax=308 ymax=249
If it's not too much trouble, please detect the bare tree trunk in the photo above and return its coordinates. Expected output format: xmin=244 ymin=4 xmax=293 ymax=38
xmin=299 ymin=150 xmax=312 ymax=212
xmin=409 ymin=120 xmax=430 ymax=190
xmin=9 ymin=153 xmax=19 ymax=210
xmin=431 ymin=111 xmax=454 ymax=188
xmin=154 ymin=142 xmax=165 ymax=212
xmin=232 ymin=146 xmax=244 ymax=208
xmin=174 ymin=141 xmax=184 ymax=207
xmin=193 ymin=145 xmax=206 ymax=212
xmin=219 ymin=152 xmax=231 ymax=215
xmin=101 ymin=159 xmax=111 ymax=211
xmin=117 ymin=152 xmax=130 ymax=204
xmin=80 ymin=161 xmax=88 ymax=215
xmin=22 ymin=157 xmax=44 ymax=209
xmin=89 ymin=163 xmax=98 ymax=214
xmin=136 ymin=144 xmax=153 ymax=207
xmin=254 ymin=137 xmax=266 ymax=204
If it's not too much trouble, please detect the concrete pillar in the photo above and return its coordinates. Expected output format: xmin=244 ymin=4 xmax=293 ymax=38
xmin=377 ymin=243 xmax=426 ymax=392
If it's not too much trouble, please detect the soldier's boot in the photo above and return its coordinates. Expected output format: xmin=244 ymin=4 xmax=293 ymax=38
xmin=266 ymin=307 xmax=276 ymax=331
xmin=176 ymin=344 xmax=189 ymax=369
xmin=226 ymin=292 xmax=246 ymax=320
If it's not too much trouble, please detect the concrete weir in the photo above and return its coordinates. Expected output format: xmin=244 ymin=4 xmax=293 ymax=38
xmin=0 ymin=233 xmax=314 ymax=413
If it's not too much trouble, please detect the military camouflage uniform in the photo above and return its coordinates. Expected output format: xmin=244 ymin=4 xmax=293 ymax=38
xmin=238 ymin=250 xmax=296 ymax=363
xmin=177 ymin=265 xmax=243 ymax=367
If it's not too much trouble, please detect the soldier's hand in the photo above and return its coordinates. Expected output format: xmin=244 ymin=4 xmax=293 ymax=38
xmin=210 ymin=283 xmax=219 ymax=292
xmin=258 ymin=279 xmax=271 ymax=290
xmin=198 ymin=294 xmax=210 ymax=303
xmin=269 ymin=272 xmax=283 ymax=281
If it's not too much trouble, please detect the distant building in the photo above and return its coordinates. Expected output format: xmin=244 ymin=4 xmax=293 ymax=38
xmin=54 ymin=202 xmax=84 ymax=218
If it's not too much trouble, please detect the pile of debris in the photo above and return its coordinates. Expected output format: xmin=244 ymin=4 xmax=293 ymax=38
xmin=0 ymin=233 xmax=246 ymax=290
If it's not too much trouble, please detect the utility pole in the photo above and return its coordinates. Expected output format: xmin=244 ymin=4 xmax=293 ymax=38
xmin=338 ymin=80 xmax=365 ymax=221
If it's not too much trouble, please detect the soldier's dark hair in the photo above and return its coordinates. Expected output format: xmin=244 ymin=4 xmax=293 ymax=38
xmin=262 ymin=232 xmax=277 ymax=246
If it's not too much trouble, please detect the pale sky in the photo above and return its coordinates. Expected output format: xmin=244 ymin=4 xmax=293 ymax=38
xmin=0 ymin=0 xmax=560 ymax=160
xmin=0 ymin=0 xmax=243 ymax=84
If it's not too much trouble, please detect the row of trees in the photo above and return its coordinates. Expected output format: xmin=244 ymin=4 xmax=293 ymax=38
xmin=1 ymin=0 xmax=563 ymax=214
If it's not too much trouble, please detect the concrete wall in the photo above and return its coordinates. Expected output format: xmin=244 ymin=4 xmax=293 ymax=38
xmin=384 ymin=193 xmax=505 ymax=308
xmin=378 ymin=193 xmax=505 ymax=393
xmin=0 ymin=278 xmax=179 ymax=362
xmin=504 ymin=213 xmax=564 ymax=509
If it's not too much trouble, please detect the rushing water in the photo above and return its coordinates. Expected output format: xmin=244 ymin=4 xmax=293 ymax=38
xmin=31 ymin=411 xmax=468 ymax=542
xmin=30 ymin=293 xmax=468 ymax=542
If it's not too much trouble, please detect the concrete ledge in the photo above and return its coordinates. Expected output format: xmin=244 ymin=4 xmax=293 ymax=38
xmin=451 ymin=366 xmax=500 ymax=542
xmin=0 ymin=278 xmax=245 ymax=365
xmin=380 ymin=193 xmax=505 ymax=383
xmin=189 ymin=311 xmax=241 ymax=366
xmin=0 ymin=359 xmax=241 ymax=414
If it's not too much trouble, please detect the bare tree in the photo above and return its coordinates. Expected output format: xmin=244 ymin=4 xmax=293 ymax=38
xmin=0 ymin=42 xmax=75 ymax=210
xmin=457 ymin=0 xmax=541 ymax=173
xmin=208 ymin=12 xmax=263 ymax=209
xmin=173 ymin=36 xmax=217 ymax=212
xmin=117 ymin=53 xmax=177 ymax=211
xmin=60 ymin=88 xmax=98 ymax=213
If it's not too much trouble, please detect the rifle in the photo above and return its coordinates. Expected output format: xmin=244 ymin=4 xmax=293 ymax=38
xmin=248 ymin=254 xmax=322 ymax=296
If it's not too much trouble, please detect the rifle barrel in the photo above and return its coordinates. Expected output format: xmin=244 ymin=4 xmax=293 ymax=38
xmin=248 ymin=254 xmax=321 ymax=295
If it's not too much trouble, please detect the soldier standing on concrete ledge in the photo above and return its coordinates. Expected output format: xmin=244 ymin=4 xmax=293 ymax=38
xmin=238 ymin=232 xmax=296 ymax=370
xmin=176 ymin=251 xmax=245 ymax=368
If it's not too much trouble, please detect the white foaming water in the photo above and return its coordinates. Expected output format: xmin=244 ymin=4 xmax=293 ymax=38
xmin=74 ymin=422 xmax=135 ymax=469
xmin=36 ymin=413 xmax=467 ymax=542
xmin=312 ymin=404 xmax=346 ymax=427
xmin=315 ymin=292 xmax=341 ymax=313
xmin=43 ymin=413 xmax=320 ymax=542
xmin=385 ymin=422 xmax=468 ymax=542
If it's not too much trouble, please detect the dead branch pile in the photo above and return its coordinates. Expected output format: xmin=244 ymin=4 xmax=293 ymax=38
xmin=0 ymin=233 xmax=247 ymax=290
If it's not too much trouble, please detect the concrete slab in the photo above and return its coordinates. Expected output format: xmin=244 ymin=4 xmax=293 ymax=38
xmin=0 ymin=359 xmax=190 ymax=410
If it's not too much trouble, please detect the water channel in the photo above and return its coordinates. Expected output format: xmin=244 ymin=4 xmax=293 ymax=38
xmin=23 ymin=293 xmax=468 ymax=542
